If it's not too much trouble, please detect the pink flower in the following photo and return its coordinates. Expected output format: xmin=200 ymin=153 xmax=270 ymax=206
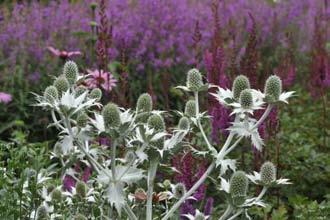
xmin=85 ymin=69 xmax=117 ymax=91
xmin=47 ymin=46 xmax=82 ymax=60
xmin=0 ymin=92 xmax=12 ymax=104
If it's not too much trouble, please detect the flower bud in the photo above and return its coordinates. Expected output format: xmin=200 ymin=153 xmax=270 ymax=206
xmin=54 ymin=76 xmax=69 ymax=95
xmin=36 ymin=205 xmax=49 ymax=220
xmin=136 ymin=93 xmax=153 ymax=112
xmin=229 ymin=171 xmax=248 ymax=206
xmin=264 ymin=75 xmax=282 ymax=102
xmin=239 ymin=89 xmax=253 ymax=109
xmin=74 ymin=214 xmax=87 ymax=220
xmin=232 ymin=75 xmax=250 ymax=100
xmin=147 ymin=114 xmax=165 ymax=132
xmin=186 ymin=68 xmax=203 ymax=91
xmin=260 ymin=161 xmax=276 ymax=185
xmin=90 ymin=2 xmax=98 ymax=10
xmin=77 ymin=112 xmax=88 ymax=128
xmin=75 ymin=86 xmax=87 ymax=98
xmin=173 ymin=183 xmax=186 ymax=199
xmin=89 ymin=88 xmax=102 ymax=101
xmin=163 ymin=179 xmax=171 ymax=188
xmin=178 ymin=116 xmax=190 ymax=130
xmin=44 ymin=86 xmax=58 ymax=103
xmin=184 ymin=100 xmax=196 ymax=117
xmin=64 ymin=61 xmax=78 ymax=85
xmin=102 ymin=103 xmax=121 ymax=129
xmin=51 ymin=188 xmax=62 ymax=202
xmin=76 ymin=181 xmax=87 ymax=199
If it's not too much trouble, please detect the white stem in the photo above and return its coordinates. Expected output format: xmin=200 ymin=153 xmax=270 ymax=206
xmin=195 ymin=92 xmax=218 ymax=156
xmin=111 ymin=140 xmax=117 ymax=181
xmin=224 ymin=136 xmax=243 ymax=155
xmin=146 ymin=159 xmax=159 ymax=220
xmin=253 ymin=105 xmax=273 ymax=130
xmin=161 ymin=161 xmax=216 ymax=220
xmin=219 ymin=205 xmax=233 ymax=220
xmin=51 ymin=110 xmax=65 ymax=130
xmin=124 ymin=202 xmax=138 ymax=220
xmin=227 ymin=210 xmax=243 ymax=220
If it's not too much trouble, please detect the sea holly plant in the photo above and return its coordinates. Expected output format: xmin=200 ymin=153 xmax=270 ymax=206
xmin=34 ymin=62 xmax=294 ymax=219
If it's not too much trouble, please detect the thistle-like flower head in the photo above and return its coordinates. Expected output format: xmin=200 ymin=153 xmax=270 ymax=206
xmin=239 ymin=89 xmax=253 ymax=109
xmin=89 ymin=88 xmax=102 ymax=101
xmin=264 ymin=75 xmax=282 ymax=102
xmin=75 ymin=86 xmax=87 ymax=98
xmin=137 ymin=93 xmax=153 ymax=112
xmin=229 ymin=171 xmax=248 ymax=206
xmin=260 ymin=161 xmax=276 ymax=185
xmin=186 ymin=68 xmax=203 ymax=91
xmin=51 ymin=188 xmax=62 ymax=202
xmin=178 ymin=116 xmax=190 ymax=130
xmin=184 ymin=100 xmax=196 ymax=117
xmin=147 ymin=114 xmax=165 ymax=131
xmin=232 ymin=75 xmax=250 ymax=100
xmin=76 ymin=181 xmax=87 ymax=199
xmin=76 ymin=112 xmax=89 ymax=128
xmin=54 ymin=76 xmax=70 ymax=95
xmin=44 ymin=86 xmax=58 ymax=104
xmin=102 ymin=103 xmax=121 ymax=129
xmin=64 ymin=61 xmax=79 ymax=85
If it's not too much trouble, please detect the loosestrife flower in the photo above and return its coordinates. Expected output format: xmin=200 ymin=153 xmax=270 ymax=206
xmin=86 ymin=69 xmax=117 ymax=91
xmin=0 ymin=92 xmax=12 ymax=104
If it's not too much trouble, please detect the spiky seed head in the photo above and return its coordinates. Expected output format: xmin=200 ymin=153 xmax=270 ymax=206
xmin=264 ymin=75 xmax=282 ymax=102
xmin=184 ymin=100 xmax=196 ymax=117
xmin=136 ymin=93 xmax=153 ymax=112
xmin=74 ymin=214 xmax=87 ymax=220
xmin=76 ymin=181 xmax=87 ymax=198
xmin=44 ymin=86 xmax=58 ymax=103
xmin=239 ymin=89 xmax=253 ymax=109
xmin=102 ymin=103 xmax=121 ymax=129
xmin=260 ymin=161 xmax=276 ymax=185
xmin=75 ymin=86 xmax=87 ymax=98
xmin=186 ymin=68 xmax=203 ymax=91
xmin=76 ymin=112 xmax=88 ymax=127
xmin=54 ymin=76 xmax=69 ymax=95
xmin=63 ymin=61 xmax=78 ymax=85
xmin=178 ymin=116 xmax=190 ymax=130
xmin=195 ymin=212 xmax=206 ymax=220
xmin=51 ymin=188 xmax=62 ymax=202
xmin=232 ymin=75 xmax=250 ymax=100
xmin=89 ymin=88 xmax=102 ymax=101
xmin=229 ymin=171 xmax=248 ymax=206
xmin=36 ymin=205 xmax=49 ymax=220
xmin=147 ymin=114 xmax=165 ymax=131
xmin=173 ymin=183 xmax=186 ymax=199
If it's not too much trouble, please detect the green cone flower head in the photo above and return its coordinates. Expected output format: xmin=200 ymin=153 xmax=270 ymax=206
xmin=54 ymin=76 xmax=69 ymax=95
xmin=264 ymin=75 xmax=282 ymax=102
xmin=89 ymin=88 xmax=102 ymax=101
xmin=76 ymin=181 xmax=87 ymax=198
xmin=186 ymin=68 xmax=203 ymax=91
xmin=102 ymin=103 xmax=121 ymax=129
xmin=260 ymin=161 xmax=276 ymax=185
xmin=173 ymin=183 xmax=186 ymax=199
xmin=232 ymin=75 xmax=250 ymax=100
xmin=36 ymin=205 xmax=49 ymax=220
xmin=51 ymin=188 xmax=62 ymax=202
xmin=75 ymin=86 xmax=87 ymax=98
xmin=74 ymin=214 xmax=87 ymax=220
xmin=184 ymin=100 xmax=196 ymax=117
xmin=64 ymin=61 xmax=78 ymax=85
xmin=44 ymin=86 xmax=58 ymax=103
xmin=178 ymin=116 xmax=190 ymax=130
xmin=239 ymin=89 xmax=253 ymax=109
xmin=229 ymin=171 xmax=248 ymax=206
xmin=147 ymin=114 xmax=165 ymax=132
xmin=137 ymin=93 xmax=153 ymax=112
xmin=77 ymin=112 xmax=88 ymax=127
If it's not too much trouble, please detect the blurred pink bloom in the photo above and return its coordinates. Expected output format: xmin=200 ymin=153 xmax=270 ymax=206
xmin=86 ymin=69 xmax=117 ymax=91
xmin=47 ymin=46 xmax=82 ymax=60
xmin=0 ymin=92 xmax=12 ymax=104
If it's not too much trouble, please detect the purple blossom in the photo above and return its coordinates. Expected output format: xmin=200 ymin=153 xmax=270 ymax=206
xmin=0 ymin=92 xmax=12 ymax=104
